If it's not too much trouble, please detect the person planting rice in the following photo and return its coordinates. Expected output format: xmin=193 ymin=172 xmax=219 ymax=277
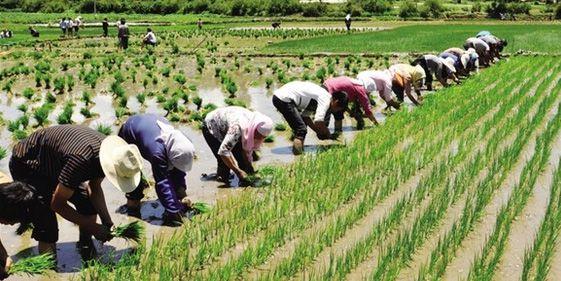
xmin=464 ymin=37 xmax=491 ymax=67
xmin=8 ymin=125 xmax=143 ymax=259
xmin=357 ymin=70 xmax=403 ymax=111
xmin=439 ymin=50 xmax=469 ymax=77
xmin=28 ymin=27 xmax=39 ymax=38
xmin=118 ymin=114 xmax=195 ymax=227
xmin=323 ymin=76 xmax=379 ymax=132
xmin=142 ymin=28 xmax=157 ymax=48
xmin=117 ymin=18 xmax=129 ymax=50
xmin=479 ymin=35 xmax=507 ymax=61
xmin=273 ymin=81 xmax=348 ymax=155
xmin=202 ymin=106 xmax=273 ymax=187
xmin=411 ymin=54 xmax=460 ymax=91
xmin=388 ymin=64 xmax=425 ymax=105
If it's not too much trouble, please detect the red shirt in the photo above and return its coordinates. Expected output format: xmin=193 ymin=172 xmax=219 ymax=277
xmin=323 ymin=76 xmax=372 ymax=116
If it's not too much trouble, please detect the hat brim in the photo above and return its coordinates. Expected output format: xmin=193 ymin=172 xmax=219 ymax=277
xmin=100 ymin=136 xmax=141 ymax=193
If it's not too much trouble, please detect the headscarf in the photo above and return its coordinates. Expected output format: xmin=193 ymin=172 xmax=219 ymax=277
xmin=357 ymin=72 xmax=378 ymax=93
xmin=412 ymin=65 xmax=426 ymax=82
xmin=476 ymin=31 xmax=491 ymax=38
xmin=442 ymin=57 xmax=457 ymax=73
xmin=460 ymin=53 xmax=470 ymax=69
xmin=157 ymin=120 xmax=195 ymax=173
xmin=241 ymin=111 xmax=273 ymax=162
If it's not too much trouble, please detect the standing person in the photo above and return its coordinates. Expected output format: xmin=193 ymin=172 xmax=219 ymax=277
xmin=8 ymin=125 xmax=143 ymax=258
xmin=74 ymin=16 xmax=82 ymax=36
xmin=389 ymin=64 xmax=425 ymax=105
xmin=202 ymin=107 xmax=273 ymax=186
xmin=118 ymin=18 xmax=129 ymax=50
xmin=67 ymin=18 xmax=74 ymax=37
xmin=102 ymin=18 xmax=109 ymax=37
xmin=273 ymin=81 xmax=348 ymax=155
xmin=411 ymin=54 xmax=460 ymax=90
xmin=357 ymin=70 xmax=403 ymax=110
xmin=142 ymin=28 xmax=157 ymax=48
xmin=464 ymin=37 xmax=491 ymax=67
xmin=345 ymin=14 xmax=352 ymax=31
xmin=118 ymin=114 xmax=195 ymax=226
xmin=197 ymin=18 xmax=203 ymax=30
xmin=59 ymin=17 xmax=66 ymax=36
xmin=323 ymin=76 xmax=379 ymax=132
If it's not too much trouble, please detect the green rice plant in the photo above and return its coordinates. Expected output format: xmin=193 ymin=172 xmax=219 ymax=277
xmin=53 ymin=76 xmax=65 ymax=94
xmin=96 ymin=124 xmax=112 ymax=136
xmin=66 ymin=74 xmax=75 ymax=92
xmin=45 ymin=92 xmax=56 ymax=104
xmin=137 ymin=93 xmax=146 ymax=105
xmin=315 ymin=66 xmax=326 ymax=83
xmin=265 ymin=78 xmax=273 ymax=89
xmin=192 ymin=202 xmax=212 ymax=214
xmin=112 ymin=221 xmax=145 ymax=243
xmin=57 ymin=102 xmax=74 ymax=125
xmin=23 ymin=88 xmax=34 ymax=100
xmin=115 ymin=107 xmax=128 ymax=120
xmin=81 ymin=91 xmax=93 ymax=106
xmin=163 ymin=97 xmax=179 ymax=115
xmin=161 ymin=67 xmax=171 ymax=77
xmin=17 ymin=104 xmax=28 ymax=113
xmin=225 ymin=81 xmax=238 ymax=97
xmin=33 ymin=104 xmax=51 ymax=127
xmin=193 ymin=96 xmax=203 ymax=110
xmin=18 ymin=115 xmax=29 ymax=129
xmin=7 ymin=120 xmax=20 ymax=132
xmin=224 ymin=98 xmax=246 ymax=108
xmin=119 ymin=96 xmax=128 ymax=108
xmin=274 ymin=123 xmax=287 ymax=131
xmin=174 ymin=73 xmax=187 ymax=86
xmin=13 ymin=129 xmax=27 ymax=140
xmin=264 ymin=135 xmax=275 ymax=143
xmin=8 ymin=253 xmax=55 ymax=276
xmin=34 ymin=72 xmax=42 ymax=88
xmin=0 ymin=147 xmax=6 ymax=160
xmin=80 ymin=107 xmax=93 ymax=118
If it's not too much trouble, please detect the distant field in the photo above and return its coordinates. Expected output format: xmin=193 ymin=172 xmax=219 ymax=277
xmin=266 ymin=23 xmax=561 ymax=54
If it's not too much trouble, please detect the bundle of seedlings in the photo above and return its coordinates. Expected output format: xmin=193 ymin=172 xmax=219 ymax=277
xmin=111 ymin=221 xmax=145 ymax=243
xmin=8 ymin=253 xmax=55 ymax=276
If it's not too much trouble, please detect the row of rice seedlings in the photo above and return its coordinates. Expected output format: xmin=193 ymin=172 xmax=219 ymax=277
xmin=303 ymin=59 xmax=546 ymax=281
xmin=189 ymin=59 xmax=528 ymax=278
xmin=466 ymin=83 xmax=561 ymax=281
xmin=521 ymin=157 xmax=561 ymax=281
xmin=81 ymin=57 xmax=527 ymax=279
xmin=415 ymin=61 xmax=561 ymax=281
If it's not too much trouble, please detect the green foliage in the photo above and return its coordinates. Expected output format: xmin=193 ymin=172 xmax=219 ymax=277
xmin=420 ymin=0 xmax=447 ymax=18
xmin=57 ymin=102 xmax=74 ymax=124
xmin=96 ymin=124 xmax=112 ymax=136
xmin=112 ymin=221 xmax=145 ymax=243
xmin=34 ymin=104 xmax=52 ymax=127
xmin=399 ymin=1 xmax=419 ymax=18
xmin=8 ymin=253 xmax=55 ymax=276
xmin=360 ymin=0 xmax=392 ymax=15
xmin=274 ymin=123 xmax=287 ymax=131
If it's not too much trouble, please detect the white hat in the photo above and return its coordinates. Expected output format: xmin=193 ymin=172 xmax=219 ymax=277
xmin=100 ymin=136 xmax=143 ymax=193
xmin=157 ymin=120 xmax=195 ymax=173
xmin=460 ymin=54 xmax=469 ymax=69
xmin=442 ymin=58 xmax=456 ymax=73
xmin=357 ymin=72 xmax=377 ymax=93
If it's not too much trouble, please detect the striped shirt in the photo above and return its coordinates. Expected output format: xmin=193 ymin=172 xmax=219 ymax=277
xmin=11 ymin=125 xmax=105 ymax=191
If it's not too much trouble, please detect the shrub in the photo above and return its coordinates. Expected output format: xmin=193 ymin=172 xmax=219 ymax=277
xmin=361 ymin=0 xmax=392 ymax=15
xmin=302 ymin=2 xmax=327 ymax=17
xmin=556 ymin=4 xmax=561 ymax=19
xmin=399 ymin=1 xmax=419 ymax=18
xmin=421 ymin=0 xmax=447 ymax=18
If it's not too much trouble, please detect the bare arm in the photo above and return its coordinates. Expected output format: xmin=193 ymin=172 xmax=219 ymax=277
xmin=220 ymin=155 xmax=248 ymax=179
xmin=367 ymin=113 xmax=379 ymax=126
xmin=405 ymin=83 xmax=421 ymax=106
xmin=51 ymin=184 xmax=112 ymax=241
xmin=88 ymin=178 xmax=113 ymax=228
xmin=0 ymin=240 xmax=11 ymax=280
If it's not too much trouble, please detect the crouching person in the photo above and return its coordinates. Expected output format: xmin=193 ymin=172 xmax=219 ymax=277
xmin=357 ymin=70 xmax=403 ymax=111
xmin=273 ymin=81 xmax=348 ymax=155
xmin=118 ymin=114 xmax=195 ymax=227
xmin=8 ymin=125 xmax=142 ymax=261
xmin=203 ymin=106 xmax=273 ymax=187
xmin=389 ymin=64 xmax=426 ymax=105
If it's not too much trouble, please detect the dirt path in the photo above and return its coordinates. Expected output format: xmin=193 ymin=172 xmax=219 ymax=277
xmin=442 ymin=70 xmax=561 ymax=281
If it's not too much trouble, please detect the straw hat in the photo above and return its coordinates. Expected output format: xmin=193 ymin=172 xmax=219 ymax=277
xmin=100 ymin=136 xmax=143 ymax=193
xmin=442 ymin=58 xmax=456 ymax=73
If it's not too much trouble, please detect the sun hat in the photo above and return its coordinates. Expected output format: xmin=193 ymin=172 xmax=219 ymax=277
xmin=460 ymin=54 xmax=469 ymax=69
xmin=156 ymin=120 xmax=195 ymax=173
xmin=357 ymin=72 xmax=378 ymax=93
xmin=442 ymin=58 xmax=456 ymax=73
xmin=100 ymin=136 xmax=143 ymax=193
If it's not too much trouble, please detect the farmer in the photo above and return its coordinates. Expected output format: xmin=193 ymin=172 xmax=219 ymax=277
xmin=142 ymin=28 xmax=157 ymax=48
xmin=323 ymin=76 xmax=379 ymax=132
xmin=480 ymin=35 xmax=507 ymax=61
xmin=118 ymin=18 xmax=129 ymax=50
xmin=273 ymin=81 xmax=348 ymax=155
xmin=345 ymin=14 xmax=352 ymax=31
xmin=357 ymin=70 xmax=403 ymax=110
xmin=388 ymin=64 xmax=426 ymax=105
xmin=464 ymin=37 xmax=491 ymax=67
xmin=73 ymin=16 xmax=82 ymax=36
xmin=411 ymin=54 xmax=459 ymax=91
xmin=441 ymin=48 xmax=471 ymax=76
xmin=59 ymin=17 xmax=67 ymax=36
xmin=197 ymin=18 xmax=203 ymax=30
xmin=118 ymin=114 xmax=195 ymax=227
xmin=8 ymin=125 xmax=143 ymax=258
xmin=67 ymin=18 xmax=74 ymax=37
xmin=28 ymin=26 xmax=39 ymax=38
xmin=202 ymin=106 xmax=273 ymax=186
xmin=102 ymin=18 xmax=109 ymax=37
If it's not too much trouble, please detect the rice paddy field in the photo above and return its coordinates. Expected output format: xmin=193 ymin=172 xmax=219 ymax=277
xmin=1 ymin=14 xmax=561 ymax=281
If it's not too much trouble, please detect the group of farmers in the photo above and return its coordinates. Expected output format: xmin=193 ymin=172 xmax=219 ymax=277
xmin=0 ymin=30 xmax=506 ymax=277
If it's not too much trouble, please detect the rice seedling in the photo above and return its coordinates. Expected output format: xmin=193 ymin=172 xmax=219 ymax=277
xmin=13 ymin=129 xmax=27 ymax=140
xmin=264 ymin=135 xmax=275 ymax=143
xmin=136 ymin=93 xmax=146 ymax=105
xmin=224 ymin=98 xmax=246 ymax=108
xmin=8 ymin=253 xmax=55 ymax=276
xmin=17 ymin=104 xmax=28 ymax=113
xmin=112 ymin=221 xmax=145 ymax=243
xmin=22 ymin=88 xmax=34 ymax=100
xmin=274 ymin=123 xmax=287 ymax=131
xmin=80 ymin=107 xmax=93 ymax=118
xmin=33 ymin=104 xmax=52 ymax=127
xmin=192 ymin=202 xmax=213 ymax=214
xmin=57 ymin=102 xmax=74 ymax=125
xmin=66 ymin=74 xmax=75 ymax=92
xmin=0 ymin=147 xmax=7 ymax=160
xmin=193 ymin=96 xmax=203 ymax=110
xmin=96 ymin=124 xmax=112 ymax=136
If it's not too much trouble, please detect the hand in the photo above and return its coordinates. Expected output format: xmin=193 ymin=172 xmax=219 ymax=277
xmin=237 ymin=170 xmax=248 ymax=181
xmin=317 ymin=133 xmax=331 ymax=140
xmin=0 ymin=256 xmax=11 ymax=280
xmin=330 ymin=132 xmax=341 ymax=140
xmin=87 ymin=223 xmax=113 ymax=242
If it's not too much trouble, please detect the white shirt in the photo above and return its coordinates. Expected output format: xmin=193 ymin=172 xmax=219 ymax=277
xmin=274 ymin=81 xmax=331 ymax=122
xmin=145 ymin=32 xmax=157 ymax=44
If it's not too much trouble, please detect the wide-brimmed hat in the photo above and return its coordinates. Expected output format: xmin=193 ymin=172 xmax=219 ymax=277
xmin=442 ymin=58 xmax=456 ymax=73
xmin=100 ymin=136 xmax=143 ymax=193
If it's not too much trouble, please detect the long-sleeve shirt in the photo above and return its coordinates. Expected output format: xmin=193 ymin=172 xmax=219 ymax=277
xmin=204 ymin=106 xmax=252 ymax=157
xmin=118 ymin=24 xmax=129 ymax=39
xmin=323 ymin=76 xmax=373 ymax=117
xmin=273 ymin=81 xmax=331 ymax=122
xmin=357 ymin=70 xmax=393 ymax=102
xmin=416 ymin=55 xmax=454 ymax=81
xmin=118 ymin=114 xmax=186 ymax=214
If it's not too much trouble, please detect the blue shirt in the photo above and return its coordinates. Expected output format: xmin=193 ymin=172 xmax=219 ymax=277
xmin=118 ymin=114 xmax=186 ymax=214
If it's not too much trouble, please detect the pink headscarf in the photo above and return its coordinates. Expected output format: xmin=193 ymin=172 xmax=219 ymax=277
xmin=241 ymin=111 xmax=273 ymax=162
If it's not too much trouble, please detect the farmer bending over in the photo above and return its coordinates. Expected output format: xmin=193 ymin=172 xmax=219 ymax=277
xmin=412 ymin=54 xmax=459 ymax=91
xmin=142 ymin=28 xmax=157 ymax=48
xmin=203 ymin=106 xmax=273 ymax=187
xmin=118 ymin=114 xmax=195 ymax=227
xmin=480 ymin=35 xmax=507 ymax=61
xmin=28 ymin=27 xmax=39 ymax=37
xmin=9 ymin=125 xmax=143 ymax=259
xmin=389 ymin=64 xmax=425 ymax=105
xmin=357 ymin=70 xmax=402 ymax=111
xmin=323 ymin=76 xmax=379 ymax=132
xmin=464 ymin=37 xmax=490 ymax=67
xmin=440 ymin=50 xmax=470 ymax=77
xmin=273 ymin=81 xmax=348 ymax=155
